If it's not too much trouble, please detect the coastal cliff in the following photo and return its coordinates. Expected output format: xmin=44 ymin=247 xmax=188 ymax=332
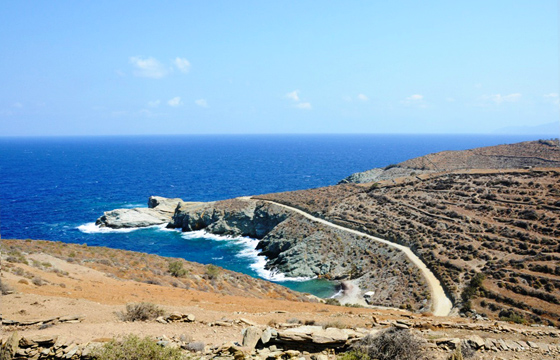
xmin=166 ymin=198 xmax=431 ymax=310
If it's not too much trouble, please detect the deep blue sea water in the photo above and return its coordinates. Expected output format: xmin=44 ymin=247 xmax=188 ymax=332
xmin=0 ymin=134 xmax=548 ymax=296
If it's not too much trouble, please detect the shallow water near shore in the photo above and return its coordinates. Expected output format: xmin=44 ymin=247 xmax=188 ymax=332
xmin=0 ymin=134 xmax=547 ymax=296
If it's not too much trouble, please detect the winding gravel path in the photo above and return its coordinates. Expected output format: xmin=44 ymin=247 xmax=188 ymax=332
xmin=260 ymin=199 xmax=454 ymax=316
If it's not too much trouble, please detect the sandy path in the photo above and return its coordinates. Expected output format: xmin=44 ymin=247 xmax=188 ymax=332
xmin=259 ymin=200 xmax=453 ymax=316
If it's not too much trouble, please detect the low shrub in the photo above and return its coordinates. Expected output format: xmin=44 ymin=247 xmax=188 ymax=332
xmin=498 ymin=309 xmax=526 ymax=324
xmin=168 ymin=260 xmax=187 ymax=277
xmin=338 ymin=350 xmax=370 ymax=360
xmin=204 ymin=264 xmax=220 ymax=280
xmin=0 ymin=278 xmax=14 ymax=295
xmin=92 ymin=334 xmax=185 ymax=360
xmin=321 ymin=320 xmax=348 ymax=329
xmin=350 ymin=327 xmax=424 ymax=360
xmin=116 ymin=302 xmax=165 ymax=322
xmin=324 ymin=298 xmax=341 ymax=306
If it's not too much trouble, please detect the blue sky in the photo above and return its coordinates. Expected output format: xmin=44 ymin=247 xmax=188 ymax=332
xmin=0 ymin=1 xmax=558 ymax=136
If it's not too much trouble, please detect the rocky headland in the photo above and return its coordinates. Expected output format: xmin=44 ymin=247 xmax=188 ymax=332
xmin=95 ymin=196 xmax=201 ymax=229
xmin=168 ymin=198 xmax=433 ymax=312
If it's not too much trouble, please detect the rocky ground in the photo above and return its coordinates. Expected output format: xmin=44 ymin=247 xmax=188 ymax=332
xmin=2 ymin=241 xmax=560 ymax=360
xmin=167 ymin=198 xmax=431 ymax=312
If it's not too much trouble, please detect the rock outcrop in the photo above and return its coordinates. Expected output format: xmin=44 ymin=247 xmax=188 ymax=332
xmin=95 ymin=196 xmax=199 ymax=229
xmin=167 ymin=198 xmax=430 ymax=310
xmin=168 ymin=198 xmax=290 ymax=239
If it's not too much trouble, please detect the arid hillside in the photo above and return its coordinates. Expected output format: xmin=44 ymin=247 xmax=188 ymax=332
xmin=257 ymin=168 xmax=560 ymax=327
xmin=340 ymin=139 xmax=560 ymax=184
xmin=1 ymin=239 xmax=309 ymax=302
xmin=2 ymin=239 xmax=560 ymax=360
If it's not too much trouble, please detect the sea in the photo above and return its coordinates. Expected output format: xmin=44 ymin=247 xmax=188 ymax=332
xmin=0 ymin=134 xmax=548 ymax=297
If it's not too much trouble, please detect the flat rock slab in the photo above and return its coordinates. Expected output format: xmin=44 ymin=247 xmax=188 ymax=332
xmin=277 ymin=326 xmax=349 ymax=345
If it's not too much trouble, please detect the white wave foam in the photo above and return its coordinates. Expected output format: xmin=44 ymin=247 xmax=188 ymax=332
xmin=181 ymin=230 xmax=315 ymax=283
xmin=330 ymin=289 xmax=344 ymax=299
xmin=155 ymin=224 xmax=181 ymax=232
xmin=121 ymin=203 xmax=145 ymax=208
xmin=77 ymin=222 xmax=164 ymax=234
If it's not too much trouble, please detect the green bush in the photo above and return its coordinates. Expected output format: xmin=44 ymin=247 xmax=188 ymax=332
xmin=168 ymin=260 xmax=187 ymax=277
xmin=116 ymin=302 xmax=165 ymax=322
xmin=204 ymin=264 xmax=220 ymax=280
xmin=461 ymin=272 xmax=485 ymax=312
xmin=324 ymin=298 xmax=341 ymax=306
xmin=338 ymin=350 xmax=370 ymax=360
xmin=92 ymin=334 xmax=186 ymax=360
xmin=498 ymin=309 xmax=526 ymax=324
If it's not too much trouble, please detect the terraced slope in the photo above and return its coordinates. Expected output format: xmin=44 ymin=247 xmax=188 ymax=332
xmin=340 ymin=139 xmax=560 ymax=184
xmin=256 ymin=168 xmax=560 ymax=326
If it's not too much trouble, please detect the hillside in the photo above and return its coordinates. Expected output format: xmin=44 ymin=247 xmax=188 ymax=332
xmin=257 ymin=168 xmax=560 ymax=326
xmin=339 ymin=139 xmax=560 ymax=184
xmin=1 ymin=239 xmax=309 ymax=302
xmin=2 ymin=240 xmax=560 ymax=360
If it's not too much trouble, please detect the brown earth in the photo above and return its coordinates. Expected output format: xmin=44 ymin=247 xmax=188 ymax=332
xmin=2 ymin=240 xmax=560 ymax=360
xmin=399 ymin=139 xmax=560 ymax=171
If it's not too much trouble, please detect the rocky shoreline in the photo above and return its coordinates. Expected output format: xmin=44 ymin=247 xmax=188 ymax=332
xmin=95 ymin=196 xmax=433 ymax=312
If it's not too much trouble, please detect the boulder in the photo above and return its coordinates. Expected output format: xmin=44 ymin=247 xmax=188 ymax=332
xmin=0 ymin=331 xmax=19 ymax=360
xmin=242 ymin=326 xmax=263 ymax=349
xmin=147 ymin=196 xmax=184 ymax=213
xmin=183 ymin=314 xmax=196 ymax=322
xmin=261 ymin=327 xmax=277 ymax=344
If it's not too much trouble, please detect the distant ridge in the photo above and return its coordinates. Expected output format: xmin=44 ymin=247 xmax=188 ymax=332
xmin=339 ymin=139 xmax=560 ymax=184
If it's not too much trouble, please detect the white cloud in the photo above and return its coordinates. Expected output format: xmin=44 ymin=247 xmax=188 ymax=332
xmin=13 ymin=102 xmax=23 ymax=108
xmin=485 ymin=93 xmax=521 ymax=104
xmin=406 ymin=94 xmax=423 ymax=101
xmin=148 ymin=100 xmax=161 ymax=107
xmin=286 ymin=90 xmax=300 ymax=102
xmin=544 ymin=93 xmax=559 ymax=105
xmin=167 ymin=97 xmax=183 ymax=107
xmin=296 ymin=102 xmax=312 ymax=110
xmin=174 ymin=57 xmax=191 ymax=73
xmin=357 ymin=94 xmax=369 ymax=102
xmin=195 ymin=99 xmax=208 ymax=107
xmin=129 ymin=56 xmax=168 ymax=79
xmin=401 ymin=94 xmax=427 ymax=108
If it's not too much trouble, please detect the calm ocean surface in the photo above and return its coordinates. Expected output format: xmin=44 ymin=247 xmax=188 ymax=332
xmin=0 ymin=134 xmax=546 ymax=296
